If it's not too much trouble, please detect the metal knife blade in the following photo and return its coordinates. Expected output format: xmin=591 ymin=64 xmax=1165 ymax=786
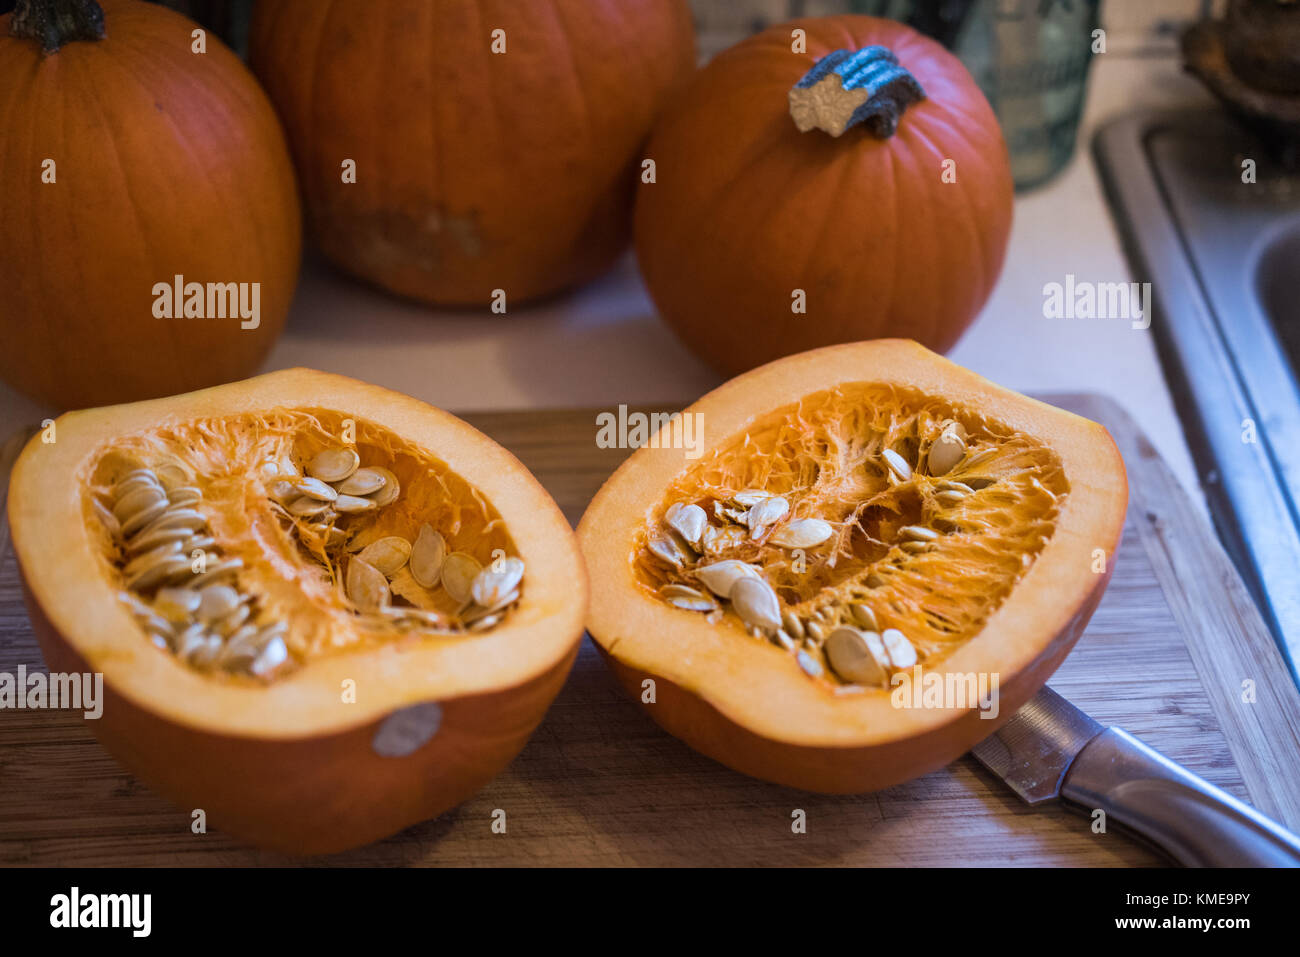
xmin=969 ymin=686 xmax=1102 ymax=804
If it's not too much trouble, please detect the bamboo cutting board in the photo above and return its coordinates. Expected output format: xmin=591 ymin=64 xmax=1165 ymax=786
xmin=1 ymin=394 xmax=1298 ymax=867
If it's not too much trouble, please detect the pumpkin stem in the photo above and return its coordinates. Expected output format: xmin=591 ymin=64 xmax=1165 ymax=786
xmin=788 ymin=46 xmax=926 ymax=138
xmin=10 ymin=0 xmax=106 ymax=54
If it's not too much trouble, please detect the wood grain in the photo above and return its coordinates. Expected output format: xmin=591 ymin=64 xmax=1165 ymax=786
xmin=1 ymin=394 xmax=1297 ymax=867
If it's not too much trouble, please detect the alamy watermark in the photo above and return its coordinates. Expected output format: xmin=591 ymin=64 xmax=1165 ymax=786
xmin=890 ymin=666 xmax=1001 ymax=719
xmin=1042 ymin=274 xmax=1151 ymax=329
xmin=596 ymin=405 xmax=706 ymax=459
xmin=0 ymin=666 xmax=102 ymax=719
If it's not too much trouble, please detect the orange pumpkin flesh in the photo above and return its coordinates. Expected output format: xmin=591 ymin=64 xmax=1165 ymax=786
xmin=9 ymin=369 xmax=587 ymax=853
xmin=578 ymin=340 xmax=1126 ymax=792
xmin=634 ymin=16 xmax=1014 ymax=376
xmin=249 ymin=0 xmax=696 ymax=307
xmin=0 ymin=0 xmax=302 ymax=409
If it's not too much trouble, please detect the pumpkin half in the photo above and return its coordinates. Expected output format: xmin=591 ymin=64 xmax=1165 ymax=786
xmin=634 ymin=16 xmax=1014 ymax=376
xmin=0 ymin=0 xmax=302 ymax=409
xmin=9 ymin=369 xmax=587 ymax=853
xmin=578 ymin=340 xmax=1126 ymax=792
xmin=249 ymin=0 xmax=696 ymax=306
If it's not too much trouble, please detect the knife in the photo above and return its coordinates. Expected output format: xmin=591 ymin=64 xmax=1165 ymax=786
xmin=971 ymin=686 xmax=1300 ymax=866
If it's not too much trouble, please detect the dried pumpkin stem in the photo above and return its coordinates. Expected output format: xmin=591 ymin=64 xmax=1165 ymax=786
xmin=788 ymin=46 xmax=926 ymax=138
xmin=10 ymin=0 xmax=106 ymax=54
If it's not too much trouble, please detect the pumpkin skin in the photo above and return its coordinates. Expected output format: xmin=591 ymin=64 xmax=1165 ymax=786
xmin=9 ymin=369 xmax=588 ymax=854
xmin=578 ymin=340 xmax=1126 ymax=793
xmin=0 ymin=0 xmax=302 ymax=410
xmin=634 ymin=17 xmax=1014 ymax=376
xmin=249 ymin=0 xmax=696 ymax=307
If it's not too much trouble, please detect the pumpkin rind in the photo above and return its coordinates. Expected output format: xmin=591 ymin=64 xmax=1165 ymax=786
xmin=0 ymin=0 xmax=302 ymax=409
xmin=248 ymin=0 xmax=696 ymax=307
xmin=634 ymin=16 xmax=1014 ymax=376
xmin=577 ymin=340 xmax=1126 ymax=792
xmin=9 ymin=369 xmax=588 ymax=853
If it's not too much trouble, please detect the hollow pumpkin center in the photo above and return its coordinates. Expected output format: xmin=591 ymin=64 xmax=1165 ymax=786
xmin=84 ymin=408 xmax=523 ymax=682
xmin=633 ymin=384 xmax=1069 ymax=689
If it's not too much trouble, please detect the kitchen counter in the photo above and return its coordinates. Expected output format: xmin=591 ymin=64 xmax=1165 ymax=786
xmin=0 ymin=48 xmax=1215 ymax=510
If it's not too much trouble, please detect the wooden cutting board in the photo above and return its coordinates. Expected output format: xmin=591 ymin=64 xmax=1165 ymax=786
xmin=2 ymin=394 xmax=1298 ymax=867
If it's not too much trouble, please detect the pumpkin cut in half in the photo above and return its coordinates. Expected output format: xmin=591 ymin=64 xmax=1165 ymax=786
xmin=579 ymin=340 xmax=1126 ymax=793
xmin=9 ymin=369 xmax=587 ymax=854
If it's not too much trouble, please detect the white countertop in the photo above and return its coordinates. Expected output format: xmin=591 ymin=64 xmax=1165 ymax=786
xmin=1 ymin=48 xmax=1215 ymax=510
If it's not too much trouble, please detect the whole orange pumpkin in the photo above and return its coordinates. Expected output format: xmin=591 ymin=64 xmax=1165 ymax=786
xmin=634 ymin=16 xmax=1014 ymax=376
xmin=0 ymin=0 xmax=302 ymax=409
xmin=249 ymin=0 xmax=696 ymax=307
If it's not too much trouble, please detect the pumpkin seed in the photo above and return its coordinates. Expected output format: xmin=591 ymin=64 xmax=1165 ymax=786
xmin=410 ymin=525 xmax=446 ymax=588
xmin=881 ymin=628 xmax=917 ymax=669
xmin=154 ymin=464 xmax=190 ymax=490
xmin=308 ymin=447 xmax=360 ymax=483
xmin=928 ymin=427 xmax=966 ymax=476
xmin=849 ymin=602 xmax=879 ymax=631
xmin=127 ymin=553 xmax=193 ymax=592
xmin=796 ymin=650 xmax=823 ymax=678
xmin=182 ymin=533 xmax=217 ymax=554
xmin=189 ymin=557 xmax=243 ymax=589
xmin=773 ymin=630 xmax=796 ymax=651
xmin=825 ymin=627 xmax=890 ymax=684
xmin=120 ymin=498 xmax=171 ymax=539
xmin=287 ymin=495 xmax=332 ymax=517
xmin=468 ymin=614 xmax=501 ymax=632
xmin=346 ymin=557 xmax=390 ymax=612
xmin=881 ymin=448 xmax=912 ymax=482
xmin=250 ymin=634 xmax=289 ymax=678
xmin=337 ymin=466 xmax=387 ymax=496
xmin=900 ymin=540 xmax=933 ymax=554
xmin=367 ymin=468 xmax=400 ymax=507
xmin=197 ymin=584 xmax=240 ymax=622
xmin=168 ymin=486 xmax=202 ymax=507
xmin=471 ymin=557 xmax=525 ymax=607
xmin=900 ymin=525 xmax=938 ymax=542
xmin=213 ymin=602 xmax=252 ymax=637
xmin=462 ymin=588 xmax=521 ymax=622
xmin=782 ymin=609 xmax=805 ymax=640
xmin=113 ymin=483 xmax=168 ymax=523
xmin=746 ymin=495 xmax=789 ymax=535
xmin=358 ymin=536 xmax=412 ymax=577
xmin=174 ymin=623 xmax=207 ymax=661
xmin=93 ymin=498 xmax=122 ymax=539
xmin=648 ymin=530 xmax=691 ymax=567
xmin=806 ymin=620 xmax=825 ymax=643
xmin=935 ymin=490 xmax=968 ymax=507
xmin=730 ymin=577 xmax=781 ymax=632
xmin=694 ymin=559 xmax=762 ymax=599
xmin=441 ymin=552 xmax=482 ymax=605
xmin=660 ymin=583 xmax=717 ymax=612
xmin=665 ymin=503 xmax=708 ymax=547
xmin=768 ymin=518 xmax=833 ymax=548
xmin=132 ymin=507 xmax=206 ymax=539
xmin=938 ymin=480 xmax=974 ymax=494
xmin=154 ymin=586 xmax=200 ymax=621
xmin=733 ymin=489 xmax=772 ymax=506
xmin=291 ymin=476 xmax=339 ymax=502
xmin=123 ymin=540 xmax=183 ymax=578
xmin=334 ymin=493 xmax=378 ymax=514
xmin=701 ymin=524 xmax=746 ymax=555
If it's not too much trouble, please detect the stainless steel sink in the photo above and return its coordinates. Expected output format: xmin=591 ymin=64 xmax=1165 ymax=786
xmin=1095 ymin=109 xmax=1300 ymax=683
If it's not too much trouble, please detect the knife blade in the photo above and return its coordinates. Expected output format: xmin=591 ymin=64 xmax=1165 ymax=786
xmin=972 ymin=686 xmax=1300 ymax=867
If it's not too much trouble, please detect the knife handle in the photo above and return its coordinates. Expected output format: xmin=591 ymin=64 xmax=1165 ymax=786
xmin=1061 ymin=727 xmax=1300 ymax=867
